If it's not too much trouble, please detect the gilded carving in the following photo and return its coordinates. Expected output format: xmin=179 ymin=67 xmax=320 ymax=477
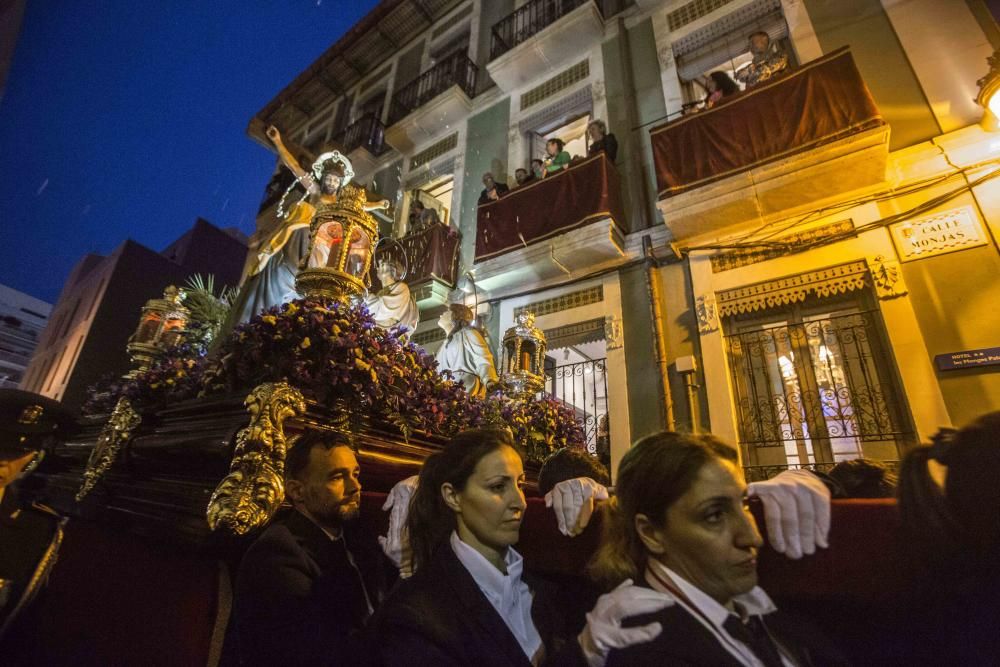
xmin=76 ymin=397 xmax=141 ymax=501
xmin=696 ymin=295 xmax=719 ymax=334
xmin=869 ymin=255 xmax=907 ymax=299
xmin=604 ymin=315 xmax=623 ymax=350
xmin=206 ymin=382 xmax=306 ymax=536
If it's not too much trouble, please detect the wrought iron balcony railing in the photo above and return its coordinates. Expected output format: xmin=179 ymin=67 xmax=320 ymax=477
xmin=335 ymin=113 xmax=388 ymax=157
xmin=387 ymin=50 xmax=478 ymax=126
xmin=490 ymin=0 xmax=604 ymax=60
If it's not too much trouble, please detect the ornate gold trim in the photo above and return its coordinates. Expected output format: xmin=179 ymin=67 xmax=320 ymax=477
xmin=206 ymin=382 xmax=306 ymax=536
xmin=76 ymin=397 xmax=141 ymax=501
xmin=716 ymin=261 xmax=869 ymax=317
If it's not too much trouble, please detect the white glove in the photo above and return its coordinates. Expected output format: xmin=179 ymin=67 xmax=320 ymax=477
xmin=544 ymin=476 xmax=610 ymax=536
xmin=748 ymin=468 xmax=831 ymax=559
xmin=378 ymin=475 xmax=418 ymax=575
xmin=578 ymin=579 xmax=674 ymax=667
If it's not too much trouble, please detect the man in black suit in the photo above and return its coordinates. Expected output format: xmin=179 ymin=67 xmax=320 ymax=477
xmin=478 ymin=172 xmax=510 ymax=205
xmin=229 ymin=431 xmax=391 ymax=666
xmin=0 ymin=390 xmax=73 ymax=643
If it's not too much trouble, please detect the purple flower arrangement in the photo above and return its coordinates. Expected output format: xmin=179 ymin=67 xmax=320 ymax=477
xmin=83 ymin=298 xmax=585 ymax=460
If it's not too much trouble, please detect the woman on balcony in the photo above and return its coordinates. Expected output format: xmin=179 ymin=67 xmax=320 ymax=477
xmin=703 ymin=72 xmax=740 ymax=109
xmin=591 ymin=432 xmax=848 ymax=666
xmin=542 ymin=139 xmax=571 ymax=177
xmin=587 ymin=120 xmax=618 ymax=163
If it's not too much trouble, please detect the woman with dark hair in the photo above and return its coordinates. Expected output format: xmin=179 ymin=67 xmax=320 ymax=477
xmin=542 ymin=138 xmax=571 ymax=177
xmin=591 ymin=432 xmax=847 ymax=666
xmin=375 ymin=428 xmax=673 ymax=667
xmin=890 ymin=412 xmax=1000 ymax=663
xmin=704 ymin=71 xmax=739 ymax=109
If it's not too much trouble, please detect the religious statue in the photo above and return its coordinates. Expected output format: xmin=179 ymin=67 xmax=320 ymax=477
xmin=364 ymin=259 xmax=419 ymax=335
xmin=435 ymin=303 xmax=498 ymax=398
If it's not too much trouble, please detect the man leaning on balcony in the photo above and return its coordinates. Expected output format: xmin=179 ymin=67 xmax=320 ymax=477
xmin=478 ymin=172 xmax=509 ymax=205
xmin=736 ymin=31 xmax=789 ymax=88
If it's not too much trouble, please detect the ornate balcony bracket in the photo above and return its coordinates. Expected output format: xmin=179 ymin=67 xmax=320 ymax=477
xmin=206 ymin=382 xmax=306 ymax=536
xmin=76 ymin=397 xmax=142 ymax=501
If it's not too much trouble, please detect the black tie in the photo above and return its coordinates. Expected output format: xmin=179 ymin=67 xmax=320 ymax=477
xmin=723 ymin=614 xmax=785 ymax=667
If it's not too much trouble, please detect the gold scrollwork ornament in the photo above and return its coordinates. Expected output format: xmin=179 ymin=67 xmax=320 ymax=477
xmin=76 ymin=397 xmax=141 ymax=501
xmin=206 ymin=382 xmax=306 ymax=536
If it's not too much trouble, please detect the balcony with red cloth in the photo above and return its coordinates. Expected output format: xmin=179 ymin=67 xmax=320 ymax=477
xmin=376 ymin=223 xmax=460 ymax=308
xmin=650 ymin=47 xmax=890 ymax=244
xmin=473 ymin=152 xmax=626 ymax=295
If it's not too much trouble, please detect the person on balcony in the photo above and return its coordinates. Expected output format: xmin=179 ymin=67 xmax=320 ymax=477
xmin=364 ymin=259 xmax=419 ymax=336
xmin=735 ymin=31 xmax=789 ymax=88
xmin=478 ymin=172 xmax=510 ymax=205
xmin=434 ymin=303 xmax=498 ymax=398
xmin=587 ymin=120 xmax=619 ymax=162
xmin=591 ymin=432 xmax=848 ymax=666
xmin=542 ymin=139 xmax=571 ymax=177
xmin=408 ymin=200 xmax=426 ymax=234
xmin=514 ymin=167 xmax=535 ymax=187
xmin=703 ymin=72 xmax=740 ymax=109
xmin=531 ymin=158 xmax=545 ymax=181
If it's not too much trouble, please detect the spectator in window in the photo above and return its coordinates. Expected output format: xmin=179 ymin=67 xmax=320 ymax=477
xmin=587 ymin=120 xmax=618 ymax=162
xmin=407 ymin=199 xmax=425 ymax=234
xmin=735 ymin=31 xmax=789 ymax=88
xmin=542 ymin=138 xmax=571 ymax=177
xmin=477 ymin=172 xmax=509 ymax=205
xmin=530 ymin=158 xmax=545 ymax=181
xmin=514 ymin=167 xmax=535 ymax=187
xmin=418 ymin=207 xmax=442 ymax=229
xmin=703 ymin=71 xmax=740 ymax=108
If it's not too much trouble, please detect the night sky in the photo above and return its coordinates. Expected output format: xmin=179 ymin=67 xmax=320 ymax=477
xmin=0 ymin=0 xmax=379 ymax=304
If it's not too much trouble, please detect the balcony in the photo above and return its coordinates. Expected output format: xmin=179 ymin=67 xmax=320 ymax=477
xmin=487 ymin=0 xmax=605 ymax=93
xmin=378 ymin=224 xmax=460 ymax=308
xmin=334 ymin=114 xmax=388 ymax=176
xmin=473 ymin=152 xmax=626 ymax=295
xmin=651 ymin=48 xmax=890 ymax=244
xmin=384 ymin=51 xmax=478 ymax=152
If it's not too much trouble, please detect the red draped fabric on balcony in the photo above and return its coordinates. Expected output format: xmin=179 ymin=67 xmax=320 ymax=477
xmin=650 ymin=47 xmax=885 ymax=199
xmin=475 ymin=152 xmax=626 ymax=262
xmin=378 ymin=223 xmax=459 ymax=288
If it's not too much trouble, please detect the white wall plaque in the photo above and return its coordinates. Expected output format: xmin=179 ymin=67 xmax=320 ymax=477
xmin=890 ymin=205 xmax=988 ymax=261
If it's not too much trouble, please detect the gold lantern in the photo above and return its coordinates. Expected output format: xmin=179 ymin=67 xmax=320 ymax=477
xmin=125 ymin=285 xmax=189 ymax=376
xmin=296 ymin=183 xmax=382 ymax=301
xmin=499 ymin=311 xmax=547 ymax=399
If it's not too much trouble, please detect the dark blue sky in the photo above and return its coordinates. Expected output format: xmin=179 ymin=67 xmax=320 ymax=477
xmin=0 ymin=0 xmax=379 ymax=304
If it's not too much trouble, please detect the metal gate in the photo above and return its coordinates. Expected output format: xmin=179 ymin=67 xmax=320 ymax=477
xmin=546 ymin=358 xmax=608 ymax=454
xmin=725 ymin=310 xmax=913 ymax=474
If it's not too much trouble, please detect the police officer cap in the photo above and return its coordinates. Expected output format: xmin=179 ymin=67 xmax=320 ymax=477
xmin=0 ymin=389 xmax=78 ymax=454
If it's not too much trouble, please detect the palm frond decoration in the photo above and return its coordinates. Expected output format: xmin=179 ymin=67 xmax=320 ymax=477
xmin=182 ymin=274 xmax=237 ymax=348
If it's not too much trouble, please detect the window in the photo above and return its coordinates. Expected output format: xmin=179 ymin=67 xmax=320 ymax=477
xmin=531 ymin=112 xmax=591 ymax=165
xmin=725 ymin=291 xmax=913 ymax=479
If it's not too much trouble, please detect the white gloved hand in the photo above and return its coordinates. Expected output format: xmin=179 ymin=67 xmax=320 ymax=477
xmin=544 ymin=476 xmax=610 ymax=536
xmin=578 ymin=579 xmax=674 ymax=667
xmin=378 ymin=475 xmax=418 ymax=575
xmin=748 ymin=468 xmax=831 ymax=559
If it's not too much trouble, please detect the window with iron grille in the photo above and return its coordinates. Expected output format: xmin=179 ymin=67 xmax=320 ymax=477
xmin=520 ymin=60 xmax=590 ymax=111
xmin=724 ymin=291 xmax=914 ymax=480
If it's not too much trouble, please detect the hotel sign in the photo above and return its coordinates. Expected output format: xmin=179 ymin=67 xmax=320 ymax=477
xmin=935 ymin=347 xmax=1000 ymax=371
xmin=890 ymin=205 xmax=987 ymax=261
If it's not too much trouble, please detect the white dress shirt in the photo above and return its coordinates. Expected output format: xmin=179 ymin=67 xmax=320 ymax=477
xmin=645 ymin=559 xmax=795 ymax=667
xmin=450 ymin=531 xmax=543 ymax=663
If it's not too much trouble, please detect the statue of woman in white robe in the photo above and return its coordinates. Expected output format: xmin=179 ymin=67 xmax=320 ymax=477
xmin=364 ymin=260 xmax=419 ymax=336
xmin=434 ymin=304 xmax=498 ymax=398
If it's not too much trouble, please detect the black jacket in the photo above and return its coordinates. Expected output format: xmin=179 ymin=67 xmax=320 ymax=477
xmin=374 ymin=543 xmax=587 ymax=667
xmin=229 ymin=509 xmax=391 ymax=667
xmin=607 ymin=597 xmax=850 ymax=667
xmin=479 ymin=182 xmax=510 ymax=204
xmin=588 ymin=134 xmax=618 ymax=162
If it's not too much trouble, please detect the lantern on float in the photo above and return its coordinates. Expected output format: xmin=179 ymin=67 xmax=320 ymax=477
xmin=499 ymin=311 xmax=547 ymax=399
xmin=125 ymin=286 xmax=189 ymax=376
xmin=295 ymin=151 xmax=385 ymax=301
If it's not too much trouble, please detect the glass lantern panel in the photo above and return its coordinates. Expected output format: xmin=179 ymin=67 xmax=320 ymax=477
xmin=345 ymin=227 xmax=372 ymax=277
xmin=135 ymin=313 xmax=162 ymax=343
xmin=312 ymin=221 xmax=345 ymax=269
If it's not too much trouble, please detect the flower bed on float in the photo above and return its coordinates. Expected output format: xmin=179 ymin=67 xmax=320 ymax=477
xmin=84 ymin=298 xmax=585 ymax=461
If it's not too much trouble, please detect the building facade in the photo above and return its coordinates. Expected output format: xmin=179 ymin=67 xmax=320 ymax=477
xmin=22 ymin=218 xmax=247 ymax=408
xmin=0 ymin=283 xmax=50 ymax=389
xmin=247 ymin=0 xmax=1000 ymax=477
